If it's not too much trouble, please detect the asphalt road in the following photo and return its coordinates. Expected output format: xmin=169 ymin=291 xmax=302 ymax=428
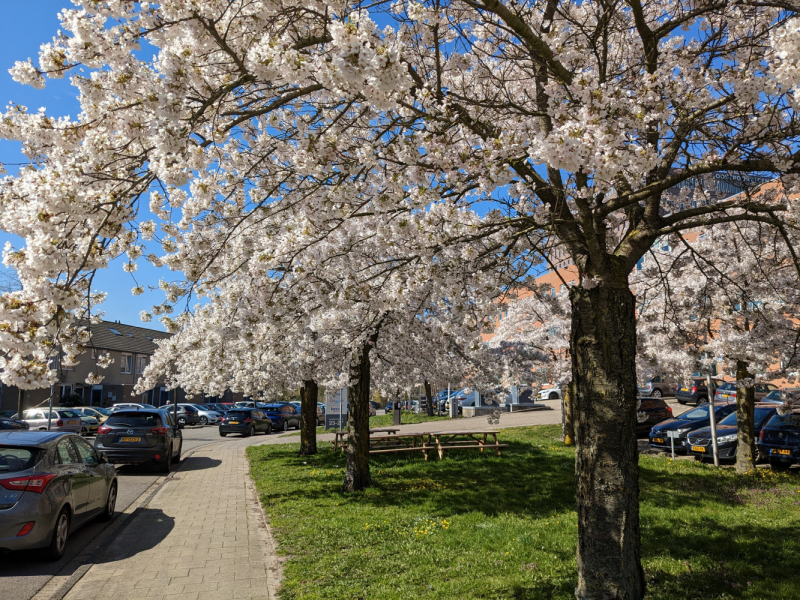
xmin=0 ymin=424 xmax=229 ymax=600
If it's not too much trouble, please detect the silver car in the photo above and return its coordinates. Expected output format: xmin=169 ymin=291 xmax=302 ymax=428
xmin=0 ymin=431 xmax=117 ymax=560
xmin=20 ymin=408 xmax=82 ymax=434
xmin=189 ymin=404 xmax=223 ymax=425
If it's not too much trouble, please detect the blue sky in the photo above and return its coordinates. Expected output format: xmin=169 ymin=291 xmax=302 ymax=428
xmin=0 ymin=1 xmax=169 ymax=329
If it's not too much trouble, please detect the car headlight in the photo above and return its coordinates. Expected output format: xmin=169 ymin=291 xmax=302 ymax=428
xmin=675 ymin=428 xmax=691 ymax=434
xmin=717 ymin=434 xmax=737 ymax=444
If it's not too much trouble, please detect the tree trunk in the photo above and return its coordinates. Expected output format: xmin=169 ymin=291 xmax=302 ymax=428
xmin=17 ymin=388 xmax=24 ymax=418
xmin=570 ymin=283 xmax=644 ymax=600
xmin=563 ymin=382 xmax=575 ymax=446
xmin=424 ymin=380 xmax=434 ymax=417
xmin=734 ymin=360 xmax=756 ymax=474
xmin=299 ymin=379 xmax=318 ymax=456
xmin=343 ymin=341 xmax=373 ymax=492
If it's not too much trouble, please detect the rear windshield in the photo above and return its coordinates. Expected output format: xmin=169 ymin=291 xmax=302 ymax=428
xmin=717 ymin=383 xmax=735 ymax=391
xmin=225 ymin=411 xmax=250 ymax=419
xmin=261 ymin=407 xmax=282 ymax=413
xmin=766 ymin=413 xmax=800 ymax=428
xmin=0 ymin=447 xmax=40 ymax=473
xmin=106 ymin=412 xmax=163 ymax=428
xmin=56 ymin=410 xmax=80 ymax=418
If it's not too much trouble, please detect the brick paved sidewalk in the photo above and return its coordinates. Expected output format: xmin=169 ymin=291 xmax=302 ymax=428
xmin=63 ymin=441 xmax=280 ymax=600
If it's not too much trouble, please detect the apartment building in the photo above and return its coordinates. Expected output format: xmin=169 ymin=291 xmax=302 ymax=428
xmin=0 ymin=320 xmax=185 ymax=413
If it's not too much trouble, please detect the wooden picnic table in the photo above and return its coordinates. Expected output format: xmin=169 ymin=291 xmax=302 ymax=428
xmin=332 ymin=428 xmax=400 ymax=451
xmin=427 ymin=430 xmax=508 ymax=459
xmin=333 ymin=428 xmax=508 ymax=460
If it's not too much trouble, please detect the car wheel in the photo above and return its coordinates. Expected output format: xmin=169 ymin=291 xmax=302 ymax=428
xmin=549 ymin=392 xmax=559 ymax=400
xmin=245 ymin=425 xmax=255 ymax=437
xmin=696 ymin=396 xmax=707 ymax=406
xmin=219 ymin=430 xmax=227 ymax=437
xmin=770 ymin=461 xmax=790 ymax=472
xmin=178 ymin=417 xmax=186 ymax=426
xmin=200 ymin=416 xmax=208 ymax=425
xmin=283 ymin=420 xmax=289 ymax=431
xmin=266 ymin=423 xmax=272 ymax=434
xmin=158 ymin=451 xmax=172 ymax=473
xmin=651 ymin=389 xmax=662 ymax=398
xmin=99 ymin=482 xmax=117 ymax=522
xmin=45 ymin=508 xmax=70 ymax=561
xmin=174 ymin=444 xmax=181 ymax=463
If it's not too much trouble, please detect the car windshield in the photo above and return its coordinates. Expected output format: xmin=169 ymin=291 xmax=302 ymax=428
xmin=766 ymin=413 xmax=800 ymax=428
xmin=106 ymin=413 xmax=163 ymax=428
xmin=763 ymin=390 xmax=782 ymax=401
xmin=681 ymin=405 xmax=709 ymax=420
xmin=261 ymin=407 xmax=282 ymax=413
xmin=95 ymin=407 xmax=112 ymax=416
xmin=717 ymin=409 xmax=773 ymax=427
xmin=0 ymin=447 xmax=40 ymax=473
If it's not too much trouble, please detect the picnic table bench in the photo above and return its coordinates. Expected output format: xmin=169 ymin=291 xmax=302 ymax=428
xmin=332 ymin=428 xmax=507 ymax=460
xmin=332 ymin=428 xmax=399 ymax=451
xmin=427 ymin=431 xmax=508 ymax=459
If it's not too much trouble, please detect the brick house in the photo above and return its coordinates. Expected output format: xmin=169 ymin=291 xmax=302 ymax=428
xmin=0 ymin=320 xmax=187 ymax=412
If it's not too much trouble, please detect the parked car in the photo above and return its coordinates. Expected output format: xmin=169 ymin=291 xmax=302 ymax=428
xmin=94 ymin=409 xmax=183 ymax=472
xmin=0 ymin=431 xmax=117 ymax=560
xmin=234 ymin=401 xmax=257 ymax=409
xmin=110 ymin=403 xmax=155 ymax=412
xmin=188 ymin=404 xmax=222 ymax=425
xmin=76 ymin=414 xmax=100 ymax=436
xmin=638 ymin=376 xmax=677 ymax=398
xmin=649 ymin=402 xmax=737 ymax=453
xmin=537 ymin=387 xmax=562 ymax=400
xmin=687 ymin=404 xmax=778 ymax=462
xmin=0 ymin=417 xmax=29 ymax=430
xmin=261 ymin=403 xmax=301 ymax=431
xmin=20 ymin=409 xmax=83 ymax=434
xmin=172 ymin=404 xmax=201 ymax=426
xmin=675 ymin=378 xmax=722 ymax=405
xmin=760 ymin=388 xmax=800 ymax=404
xmin=714 ymin=382 xmax=779 ymax=403
xmin=73 ymin=406 xmax=111 ymax=424
xmin=385 ymin=401 xmax=394 ymax=413
xmin=219 ymin=408 xmax=273 ymax=437
xmin=758 ymin=410 xmax=800 ymax=470
xmin=636 ymin=397 xmax=673 ymax=436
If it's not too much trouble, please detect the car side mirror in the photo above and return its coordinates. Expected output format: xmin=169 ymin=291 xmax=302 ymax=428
xmin=99 ymin=452 xmax=109 ymax=464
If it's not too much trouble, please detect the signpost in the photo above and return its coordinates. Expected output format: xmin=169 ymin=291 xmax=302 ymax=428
xmin=325 ymin=388 xmax=348 ymax=430
xmin=707 ymin=373 xmax=720 ymax=467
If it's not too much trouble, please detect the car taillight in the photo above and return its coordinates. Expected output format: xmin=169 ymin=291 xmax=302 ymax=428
xmin=56 ymin=419 xmax=64 ymax=427
xmin=244 ymin=418 xmax=252 ymax=423
xmin=759 ymin=429 xmax=765 ymax=441
xmin=691 ymin=387 xmax=697 ymax=394
xmin=150 ymin=426 xmax=169 ymax=434
xmin=667 ymin=407 xmax=672 ymax=412
xmin=98 ymin=425 xmax=111 ymax=434
xmin=0 ymin=474 xmax=57 ymax=493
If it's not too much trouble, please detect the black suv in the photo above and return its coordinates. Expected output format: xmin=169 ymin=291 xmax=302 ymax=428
xmin=94 ymin=409 xmax=183 ymax=472
xmin=636 ymin=397 xmax=673 ymax=436
xmin=675 ymin=378 xmax=722 ymax=405
xmin=219 ymin=408 xmax=272 ymax=437
xmin=758 ymin=410 xmax=800 ymax=470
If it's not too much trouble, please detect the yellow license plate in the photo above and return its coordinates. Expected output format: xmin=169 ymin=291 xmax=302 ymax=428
xmin=229 ymin=421 xmax=239 ymax=425
xmin=69 ymin=420 xmax=80 ymax=426
xmin=119 ymin=436 xmax=141 ymax=442
xmin=681 ymin=388 xmax=688 ymax=392
xmin=653 ymin=438 xmax=664 ymax=444
xmin=774 ymin=448 xmax=791 ymax=456
xmin=720 ymin=394 xmax=729 ymax=398
xmin=692 ymin=446 xmax=705 ymax=452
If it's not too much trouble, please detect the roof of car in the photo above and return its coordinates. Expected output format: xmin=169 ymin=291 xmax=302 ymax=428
xmin=260 ymin=403 xmax=290 ymax=408
xmin=0 ymin=430 xmax=69 ymax=445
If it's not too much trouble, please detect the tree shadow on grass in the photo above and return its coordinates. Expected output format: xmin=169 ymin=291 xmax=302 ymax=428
xmin=256 ymin=439 xmax=578 ymax=520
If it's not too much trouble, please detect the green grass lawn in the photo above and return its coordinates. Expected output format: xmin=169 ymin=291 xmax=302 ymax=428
xmin=247 ymin=425 xmax=800 ymax=599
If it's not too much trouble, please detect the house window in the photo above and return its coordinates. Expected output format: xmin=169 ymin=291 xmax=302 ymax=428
xmin=135 ymin=355 xmax=148 ymax=375
xmin=60 ymin=384 xmax=73 ymax=399
xmin=120 ymin=353 xmax=132 ymax=374
xmin=91 ymin=348 xmax=97 ymax=359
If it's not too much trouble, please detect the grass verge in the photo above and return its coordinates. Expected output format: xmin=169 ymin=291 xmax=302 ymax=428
xmin=248 ymin=424 xmax=800 ymax=599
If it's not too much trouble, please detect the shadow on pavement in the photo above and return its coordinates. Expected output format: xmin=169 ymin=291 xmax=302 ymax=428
xmin=175 ymin=455 xmax=222 ymax=472
xmin=91 ymin=508 xmax=175 ymax=564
